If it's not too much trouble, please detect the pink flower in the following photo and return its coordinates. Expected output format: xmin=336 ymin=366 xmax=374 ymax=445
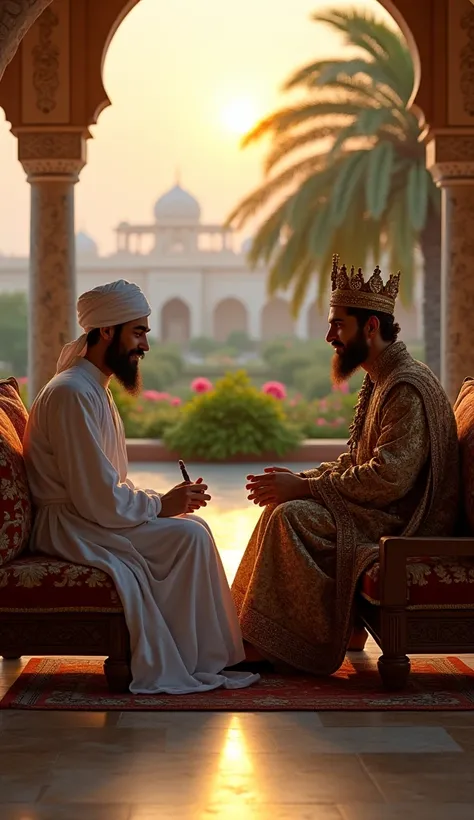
xmin=316 ymin=418 xmax=327 ymax=426
xmin=191 ymin=377 xmax=213 ymax=393
xmin=17 ymin=377 xmax=28 ymax=385
xmin=142 ymin=390 xmax=172 ymax=402
xmin=318 ymin=398 xmax=328 ymax=412
xmin=262 ymin=381 xmax=287 ymax=400
xmin=170 ymin=397 xmax=182 ymax=406
xmin=289 ymin=399 xmax=297 ymax=407
xmin=142 ymin=390 xmax=162 ymax=402
xmin=332 ymin=381 xmax=349 ymax=394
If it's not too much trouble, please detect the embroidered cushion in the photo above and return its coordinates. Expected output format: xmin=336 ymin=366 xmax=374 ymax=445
xmin=0 ymin=407 xmax=32 ymax=567
xmin=0 ymin=378 xmax=28 ymax=443
xmin=360 ymin=557 xmax=474 ymax=609
xmin=454 ymin=378 xmax=474 ymax=533
xmin=0 ymin=556 xmax=123 ymax=611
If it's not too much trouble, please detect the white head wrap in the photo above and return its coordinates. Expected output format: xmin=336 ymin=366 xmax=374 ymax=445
xmin=56 ymin=279 xmax=151 ymax=374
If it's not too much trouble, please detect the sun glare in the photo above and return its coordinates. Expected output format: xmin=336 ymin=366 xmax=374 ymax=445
xmin=221 ymin=98 xmax=258 ymax=137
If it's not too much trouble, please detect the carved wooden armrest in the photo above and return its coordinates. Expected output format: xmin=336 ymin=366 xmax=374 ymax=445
xmin=378 ymin=537 xmax=474 ymax=607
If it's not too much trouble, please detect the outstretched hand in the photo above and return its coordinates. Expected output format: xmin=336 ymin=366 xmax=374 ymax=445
xmin=246 ymin=466 xmax=310 ymax=507
xmin=159 ymin=477 xmax=211 ymax=517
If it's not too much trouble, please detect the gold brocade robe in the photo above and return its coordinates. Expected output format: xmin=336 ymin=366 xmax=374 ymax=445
xmin=231 ymin=342 xmax=460 ymax=675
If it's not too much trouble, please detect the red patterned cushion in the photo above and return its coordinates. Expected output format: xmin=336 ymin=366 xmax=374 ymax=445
xmin=454 ymin=378 xmax=474 ymax=533
xmin=0 ymin=378 xmax=28 ymax=443
xmin=361 ymin=557 xmax=474 ymax=609
xmin=0 ymin=407 xmax=31 ymax=567
xmin=0 ymin=556 xmax=123 ymax=612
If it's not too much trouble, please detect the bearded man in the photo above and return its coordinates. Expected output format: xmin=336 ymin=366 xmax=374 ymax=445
xmin=232 ymin=258 xmax=460 ymax=675
xmin=23 ymin=280 xmax=258 ymax=694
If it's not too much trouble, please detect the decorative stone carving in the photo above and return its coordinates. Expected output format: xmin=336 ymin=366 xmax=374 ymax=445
xmin=0 ymin=0 xmax=52 ymax=82
xmin=440 ymin=185 xmax=474 ymax=403
xmin=15 ymin=130 xmax=86 ymax=397
xmin=31 ymin=5 xmax=59 ymax=114
xmin=461 ymin=6 xmax=474 ymax=117
xmin=28 ymin=177 xmax=77 ymax=397
xmin=17 ymin=129 xmax=86 ymax=180
xmin=426 ymin=133 xmax=474 ymax=184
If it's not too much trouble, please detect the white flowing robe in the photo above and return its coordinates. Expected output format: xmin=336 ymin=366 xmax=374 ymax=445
xmin=23 ymin=359 xmax=258 ymax=694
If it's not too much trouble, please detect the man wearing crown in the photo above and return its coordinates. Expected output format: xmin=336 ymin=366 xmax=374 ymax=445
xmin=232 ymin=257 xmax=460 ymax=676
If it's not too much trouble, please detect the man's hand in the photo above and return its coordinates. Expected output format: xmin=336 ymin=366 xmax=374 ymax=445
xmin=158 ymin=479 xmax=211 ymax=517
xmin=246 ymin=466 xmax=311 ymax=507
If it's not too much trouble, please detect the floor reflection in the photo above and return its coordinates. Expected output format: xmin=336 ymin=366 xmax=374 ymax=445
xmin=129 ymin=462 xmax=306 ymax=582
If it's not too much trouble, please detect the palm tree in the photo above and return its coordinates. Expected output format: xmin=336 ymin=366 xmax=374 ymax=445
xmin=227 ymin=8 xmax=441 ymax=375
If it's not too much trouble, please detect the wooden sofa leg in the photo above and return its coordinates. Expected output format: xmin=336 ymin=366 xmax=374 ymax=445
xmin=377 ymin=654 xmax=410 ymax=690
xmin=103 ymin=657 xmax=132 ymax=693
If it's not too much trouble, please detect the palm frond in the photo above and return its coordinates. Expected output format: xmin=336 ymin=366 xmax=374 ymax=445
xmin=264 ymin=125 xmax=342 ymax=173
xmin=290 ymin=257 xmax=318 ymax=315
xmin=242 ymin=102 xmax=368 ymax=147
xmin=330 ymin=151 xmax=370 ymax=226
xmin=406 ymin=161 xmax=429 ymax=231
xmin=312 ymin=9 xmax=414 ymax=101
xmin=365 ymin=141 xmax=395 ymax=219
xmin=225 ymin=155 xmax=325 ymax=228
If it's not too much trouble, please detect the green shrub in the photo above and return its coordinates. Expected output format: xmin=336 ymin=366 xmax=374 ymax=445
xmin=140 ymin=358 xmax=179 ymax=391
xmin=188 ymin=336 xmax=220 ymax=357
xmin=226 ymin=330 xmax=256 ymax=353
xmin=164 ymin=370 xmax=301 ymax=459
xmin=294 ymin=364 xmax=331 ymax=400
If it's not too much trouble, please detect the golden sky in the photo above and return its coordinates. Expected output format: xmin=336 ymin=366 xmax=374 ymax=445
xmin=0 ymin=0 xmax=395 ymax=256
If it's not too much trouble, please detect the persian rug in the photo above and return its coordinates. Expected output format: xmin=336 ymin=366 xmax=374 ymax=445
xmin=2 ymin=656 xmax=474 ymax=710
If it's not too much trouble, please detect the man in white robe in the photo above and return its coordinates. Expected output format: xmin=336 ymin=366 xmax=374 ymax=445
xmin=23 ymin=280 xmax=258 ymax=694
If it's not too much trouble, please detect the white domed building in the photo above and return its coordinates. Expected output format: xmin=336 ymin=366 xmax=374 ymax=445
xmin=0 ymin=183 xmax=422 ymax=345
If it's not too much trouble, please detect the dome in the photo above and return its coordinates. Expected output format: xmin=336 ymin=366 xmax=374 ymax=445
xmin=76 ymin=231 xmax=98 ymax=256
xmin=153 ymin=184 xmax=201 ymax=224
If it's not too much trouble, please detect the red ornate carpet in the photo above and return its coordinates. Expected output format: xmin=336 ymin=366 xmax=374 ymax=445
xmin=2 ymin=656 xmax=474 ymax=710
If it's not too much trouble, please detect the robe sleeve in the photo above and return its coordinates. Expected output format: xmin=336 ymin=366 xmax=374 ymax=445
xmin=300 ymin=452 xmax=353 ymax=479
xmin=124 ymin=477 xmax=162 ymax=500
xmin=308 ymin=384 xmax=430 ymax=506
xmin=51 ymin=387 xmax=162 ymax=526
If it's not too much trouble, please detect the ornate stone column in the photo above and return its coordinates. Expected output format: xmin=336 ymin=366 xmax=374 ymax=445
xmin=427 ymin=132 xmax=474 ymax=403
xmin=17 ymin=129 xmax=86 ymax=400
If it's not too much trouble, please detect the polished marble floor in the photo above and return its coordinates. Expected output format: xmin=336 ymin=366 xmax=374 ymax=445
xmin=1 ymin=463 xmax=474 ymax=818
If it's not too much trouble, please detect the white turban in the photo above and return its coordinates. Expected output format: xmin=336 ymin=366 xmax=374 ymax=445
xmin=56 ymin=280 xmax=151 ymax=374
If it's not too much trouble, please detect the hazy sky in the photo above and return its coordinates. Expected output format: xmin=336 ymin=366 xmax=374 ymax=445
xmin=0 ymin=0 xmax=395 ymax=256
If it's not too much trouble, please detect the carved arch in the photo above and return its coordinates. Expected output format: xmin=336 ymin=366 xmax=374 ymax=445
xmin=0 ymin=1 xmax=424 ymax=114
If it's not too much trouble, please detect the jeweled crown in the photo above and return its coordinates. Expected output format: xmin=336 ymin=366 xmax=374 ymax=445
xmin=329 ymin=254 xmax=400 ymax=315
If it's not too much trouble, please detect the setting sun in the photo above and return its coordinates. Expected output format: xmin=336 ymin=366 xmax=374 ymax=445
xmin=220 ymin=98 xmax=259 ymax=137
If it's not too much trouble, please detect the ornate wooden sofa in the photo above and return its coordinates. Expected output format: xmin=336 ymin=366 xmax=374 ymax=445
xmin=355 ymin=377 xmax=474 ymax=689
xmin=1 ymin=376 xmax=474 ymax=693
xmin=0 ymin=378 xmax=131 ymax=692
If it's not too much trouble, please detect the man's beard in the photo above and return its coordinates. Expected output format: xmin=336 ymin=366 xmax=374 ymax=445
xmin=105 ymin=331 xmax=143 ymax=395
xmin=331 ymin=328 xmax=369 ymax=385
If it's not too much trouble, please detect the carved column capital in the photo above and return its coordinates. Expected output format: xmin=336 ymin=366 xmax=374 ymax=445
xmin=15 ymin=128 xmax=87 ymax=182
xmin=426 ymin=131 xmax=474 ymax=186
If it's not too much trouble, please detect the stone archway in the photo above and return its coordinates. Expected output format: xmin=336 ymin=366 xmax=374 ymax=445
xmin=3 ymin=0 xmax=474 ymax=400
xmin=261 ymin=297 xmax=294 ymax=340
xmin=161 ymin=298 xmax=190 ymax=344
xmin=213 ymin=298 xmax=248 ymax=343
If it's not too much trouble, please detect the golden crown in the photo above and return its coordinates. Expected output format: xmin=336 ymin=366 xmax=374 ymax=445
xmin=329 ymin=254 xmax=400 ymax=316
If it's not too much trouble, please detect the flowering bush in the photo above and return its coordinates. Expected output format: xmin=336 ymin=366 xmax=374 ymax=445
xmin=285 ymin=392 xmax=356 ymax=439
xmin=261 ymin=380 xmax=287 ymax=400
xmin=165 ymin=371 xmax=301 ymax=459
xmin=191 ymin=377 xmax=213 ymax=393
